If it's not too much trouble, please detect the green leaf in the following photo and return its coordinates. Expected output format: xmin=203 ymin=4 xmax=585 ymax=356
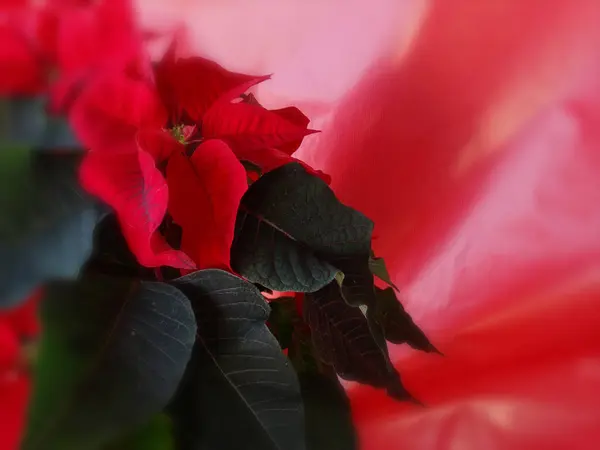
xmin=299 ymin=373 xmax=357 ymax=450
xmin=372 ymin=287 xmax=441 ymax=354
xmin=369 ymin=256 xmax=399 ymax=291
xmin=104 ymin=414 xmax=175 ymax=450
xmin=304 ymin=282 xmax=415 ymax=401
xmin=0 ymin=149 xmax=104 ymax=308
xmin=279 ymin=300 xmax=358 ymax=449
xmin=83 ymin=214 xmax=154 ymax=280
xmin=231 ymin=162 xmax=372 ymax=295
xmin=169 ymin=269 xmax=305 ymax=450
xmin=0 ymin=97 xmax=80 ymax=150
xmin=268 ymin=297 xmax=297 ymax=349
xmin=23 ymin=276 xmax=197 ymax=450
xmin=231 ymin=211 xmax=338 ymax=292
xmin=0 ymin=98 xmax=46 ymax=148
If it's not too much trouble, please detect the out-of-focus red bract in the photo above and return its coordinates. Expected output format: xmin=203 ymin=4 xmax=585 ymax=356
xmin=0 ymin=290 xmax=40 ymax=450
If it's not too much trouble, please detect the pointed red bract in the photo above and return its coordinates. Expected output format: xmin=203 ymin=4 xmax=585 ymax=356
xmin=271 ymin=106 xmax=311 ymax=155
xmin=69 ymin=71 xmax=166 ymax=150
xmin=136 ymin=129 xmax=183 ymax=164
xmin=45 ymin=0 xmax=152 ymax=114
xmin=166 ymin=140 xmax=247 ymax=271
xmin=203 ymin=101 xmax=318 ymax=153
xmin=155 ymin=44 xmax=270 ymax=123
xmin=79 ymin=145 xmax=195 ymax=269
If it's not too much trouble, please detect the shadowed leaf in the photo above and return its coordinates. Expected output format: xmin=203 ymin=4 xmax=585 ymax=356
xmin=369 ymin=256 xmax=399 ymax=291
xmin=23 ymin=276 xmax=197 ymax=450
xmin=304 ymin=282 xmax=414 ymax=401
xmin=0 ymin=149 xmax=104 ymax=308
xmin=372 ymin=287 xmax=441 ymax=354
xmin=299 ymin=374 xmax=357 ymax=450
xmin=169 ymin=269 xmax=305 ymax=450
xmin=231 ymin=210 xmax=338 ymax=292
xmin=0 ymin=97 xmax=81 ymax=150
xmin=104 ymin=414 xmax=175 ymax=450
xmin=231 ymin=163 xmax=372 ymax=294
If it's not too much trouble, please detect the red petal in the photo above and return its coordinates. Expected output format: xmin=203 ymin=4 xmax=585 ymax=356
xmin=0 ymin=289 xmax=42 ymax=340
xmin=79 ymin=144 xmax=195 ymax=269
xmin=272 ymin=106 xmax=310 ymax=129
xmin=156 ymin=47 xmax=269 ymax=122
xmin=272 ymin=106 xmax=311 ymax=155
xmin=69 ymin=71 xmax=166 ymax=150
xmin=202 ymin=101 xmax=318 ymax=153
xmin=53 ymin=0 xmax=140 ymax=75
xmin=0 ymin=325 xmax=19 ymax=371
xmin=136 ymin=129 xmax=182 ymax=164
xmin=0 ymin=373 xmax=30 ymax=450
xmin=0 ymin=25 xmax=44 ymax=95
xmin=166 ymin=140 xmax=247 ymax=270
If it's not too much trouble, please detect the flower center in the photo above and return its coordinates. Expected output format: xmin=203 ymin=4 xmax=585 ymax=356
xmin=170 ymin=125 xmax=187 ymax=144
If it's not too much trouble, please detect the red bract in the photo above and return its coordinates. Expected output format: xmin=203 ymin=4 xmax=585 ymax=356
xmin=202 ymin=101 xmax=318 ymax=157
xmin=45 ymin=0 xmax=146 ymax=112
xmin=156 ymin=55 xmax=268 ymax=124
xmin=79 ymin=143 xmax=195 ymax=269
xmin=0 ymin=291 xmax=39 ymax=450
xmin=154 ymin=41 xmax=322 ymax=178
xmin=69 ymin=70 xmax=166 ymax=149
xmin=0 ymin=2 xmax=46 ymax=95
xmin=166 ymin=140 xmax=247 ymax=271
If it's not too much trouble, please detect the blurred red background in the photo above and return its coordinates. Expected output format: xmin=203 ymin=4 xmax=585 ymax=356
xmin=138 ymin=0 xmax=600 ymax=448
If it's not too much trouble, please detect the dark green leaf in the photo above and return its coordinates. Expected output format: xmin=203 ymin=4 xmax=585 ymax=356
xmin=169 ymin=269 xmax=305 ymax=450
xmin=268 ymin=297 xmax=297 ymax=349
xmin=231 ymin=162 xmax=373 ymax=295
xmin=104 ymin=414 xmax=175 ymax=450
xmin=373 ymin=287 xmax=441 ymax=354
xmin=0 ymin=149 xmax=104 ymax=308
xmin=23 ymin=276 xmax=197 ymax=450
xmin=332 ymin=256 xmax=377 ymax=307
xmin=0 ymin=97 xmax=80 ymax=150
xmin=299 ymin=373 xmax=357 ymax=450
xmin=0 ymin=98 xmax=46 ymax=148
xmin=231 ymin=210 xmax=338 ymax=292
xmin=304 ymin=282 xmax=414 ymax=401
xmin=369 ymin=256 xmax=399 ymax=291
xmin=83 ymin=214 xmax=154 ymax=280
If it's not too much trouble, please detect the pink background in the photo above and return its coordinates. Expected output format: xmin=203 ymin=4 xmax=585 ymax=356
xmin=139 ymin=1 xmax=600 ymax=448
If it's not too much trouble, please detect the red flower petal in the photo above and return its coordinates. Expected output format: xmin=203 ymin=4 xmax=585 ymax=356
xmin=156 ymin=45 xmax=269 ymax=122
xmin=0 ymin=325 xmax=19 ymax=372
xmin=69 ymin=71 xmax=166 ymax=150
xmin=79 ymin=144 xmax=195 ymax=269
xmin=166 ymin=139 xmax=247 ymax=270
xmin=0 ymin=372 xmax=30 ymax=450
xmin=272 ymin=106 xmax=311 ymax=155
xmin=136 ymin=129 xmax=182 ymax=164
xmin=0 ymin=289 xmax=42 ymax=340
xmin=53 ymin=0 xmax=139 ymax=75
xmin=0 ymin=25 xmax=44 ymax=95
xmin=202 ymin=101 xmax=318 ymax=153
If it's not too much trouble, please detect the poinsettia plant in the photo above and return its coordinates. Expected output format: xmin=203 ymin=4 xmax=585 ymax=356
xmin=0 ymin=1 xmax=439 ymax=449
